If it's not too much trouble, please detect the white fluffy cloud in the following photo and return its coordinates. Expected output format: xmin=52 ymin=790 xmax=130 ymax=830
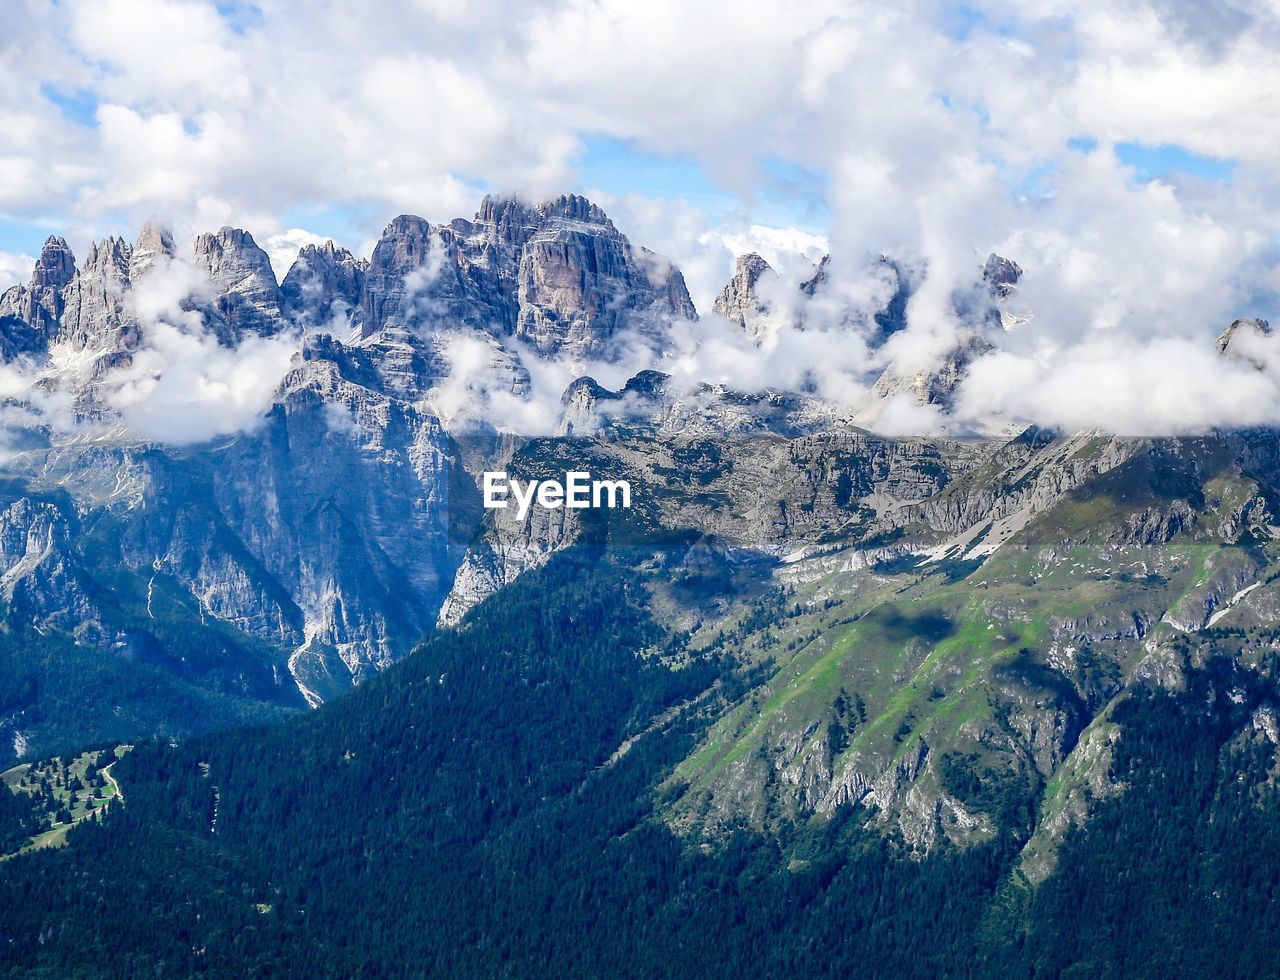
xmin=0 ymin=252 xmax=35 ymax=291
xmin=3 ymin=0 xmax=1280 ymax=435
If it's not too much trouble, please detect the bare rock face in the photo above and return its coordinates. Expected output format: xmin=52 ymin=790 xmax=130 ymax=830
xmin=356 ymin=195 xmax=697 ymax=360
xmin=282 ymin=241 xmax=367 ymax=328
xmin=356 ymin=214 xmax=437 ymax=336
xmin=556 ymin=376 xmax=624 ymax=437
xmin=1216 ymin=317 xmax=1272 ymax=366
xmin=0 ymin=495 xmax=98 ymax=640
xmin=515 ymin=195 xmax=697 ymax=357
xmin=191 ymin=227 xmax=284 ymax=343
xmin=3 ymin=327 xmax=476 ymax=703
xmin=983 ymin=253 xmax=1022 ymax=298
xmin=128 ymin=223 xmax=176 ymax=284
xmin=345 ymin=210 xmax=531 ymax=402
xmin=29 ymin=236 xmax=78 ymax=295
xmin=57 ymin=237 xmax=138 ymax=356
xmin=189 ymin=350 xmax=465 ymax=700
xmin=870 ymin=334 xmax=995 ymax=408
xmin=0 ymin=236 xmax=77 ymax=355
xmin=713 ymin=253 xmax=777 ymax=340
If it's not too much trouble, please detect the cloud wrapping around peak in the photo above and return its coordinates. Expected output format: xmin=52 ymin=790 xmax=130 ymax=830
xmin=100 ymin=253 xmax=300 ymax=443
xmin=3 ymin=0 xmax=1280 ymax=435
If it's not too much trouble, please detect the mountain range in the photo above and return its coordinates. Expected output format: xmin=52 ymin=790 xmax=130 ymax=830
xmin=1 ymin=194 xmax=1279 ymax=975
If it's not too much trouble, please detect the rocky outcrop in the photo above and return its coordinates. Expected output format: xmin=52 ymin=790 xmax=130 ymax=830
xmin=0 ymin=237 xmax=76 ymax=353
xmin=870 ymin=333 xmax=995 ymax=408
xmin=191 ymin=227 xmax=284 ymax=343
xmin=713 ymin=253 xmax=776 ymax=340
xmin=514 ymin=196 xmax=697 ymax=357
xmin=0 ymin=495 xmax=98 ymax=640
xmin=556 ymin=376 xmax=624 ymax=437
xmin=983 ymin=253 xmax=1022 ymax=298
xmin=128 ymin=223 xmax=176 ymax=284
xmin=56 ymin=237 xmax=139 ymax=358
xmin=1217 ymin=317 xmax=1272 ymax=368
xmin=355 ymin=195 xmax=696 ymax=359
xmin=356 ymin=214 xmax=441 ymax=336
xmin=282 ymin=241 xmax=366 ymax=328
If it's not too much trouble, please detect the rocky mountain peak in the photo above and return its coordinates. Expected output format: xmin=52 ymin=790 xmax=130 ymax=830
xmin=800 ymin=254 xmax=831 ymax=296
xmin=469 ymin=194 xmax=617 ymax=243
xmin=557 ymin=375 xmax=623 ymax=436
xmin=368 ymin=215 xmax=434 ymax=271
xmin=355 ymin=215 xmax=437 ymax=338
xmin=191 ymin=226 xmax=284 ymax=343
xmin=0 ymin=237 xmax=77 ymax=351
xmin=191 ymin=226 xmax=275 ymax=281
xmin=713 ymin=252 xmax=777 ymax=340
xmin=469 ymin=196 xmax=544 ymax=245
xmin=513 ymin=196 xmax=696 ymax=358
xmin=282 ymin=240 xmax=366 ymax=327
xmin=560 ymin=375 xmax=614 ymax=405
xmin=56 ymin=235 xmax=137 ymax=358
xmin=983 ymin=253 xmax=1022 ymax=297
xmin=128 ymin=223 xmax=176 ymax=283
xmin=1217 ymin=317 xmax=1273 ymax=367
xmin=622 ymin=368 xmax=672 ymax=400
xmin=83 ymin=236 xmax=133 ymax=276
xmin=31 ymin=236 xmax=77 ymax=292
xmin=355 ymin=196 xmax=695 ymax=360
xmin=535 ymin=193 xmax=614 ymax=228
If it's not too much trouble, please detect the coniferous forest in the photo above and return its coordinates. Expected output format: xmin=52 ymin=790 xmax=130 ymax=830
xmin=0 ymin=547 xmax=1278 ymax=978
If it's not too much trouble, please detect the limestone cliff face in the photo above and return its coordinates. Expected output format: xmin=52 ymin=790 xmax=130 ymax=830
xmin=0 ymin=237 xmax=76 ymax=353
xmin=4 ymin=330 xmax=470 ymax=702
xmin=0 ymin=495 xmax=98 ymax=640
xmin=712 ymin=253 xmax=776 ymax=341
xmin=191 ymin=227 xmax=284 ymax=344
xmin=514 ymin=196 xmax=697 ymax=357
xmin=355 ymin=195 xmax=696 ymax=358
xmin=281 ymin=241 xmax=366 ymax=328
xmin=128 ymin=223 xmax=176 ymax=283
xmin=57 ymin=237 xmax=138 ymax=357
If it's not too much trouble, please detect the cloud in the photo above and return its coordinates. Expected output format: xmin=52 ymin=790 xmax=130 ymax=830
xmin=0 ymin=251 xmax=35 ymax=290
xmin=2 ymin=0 xmax=1280 ymax=436
xmin=103 ymin=324 xmax=299 ymax=443
xmin=261 ymin=228 xmax=333 ymax=284
xmin=954 ymin=336 xmax=1280 ymax=436
xmin=94 ymin=255 xmax=299 ymax=442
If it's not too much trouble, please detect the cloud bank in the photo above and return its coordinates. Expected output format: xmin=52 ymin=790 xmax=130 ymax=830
xmin=3 ymin=0 xmax=1280 ymax=436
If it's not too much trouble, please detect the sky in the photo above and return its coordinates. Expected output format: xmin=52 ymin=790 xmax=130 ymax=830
xmin=3 ymin=0 xmax=1280 ymax=436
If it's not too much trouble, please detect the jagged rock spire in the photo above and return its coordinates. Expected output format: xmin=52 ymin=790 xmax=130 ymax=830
xmin=983 ymin=253 xmax=1022 ymax=297
xmin=0 ymin=236 xmax=77 ymax=350
xmin=713 ymin=253 xmax=777 ymax=340
xmin=191 ymin=227 xmax=284 ymax=344
xmin=129 ymin=223 xmax=176 ymax=283
xmin=282 ymin=240 xmax=366 ymax=326
xmin=1217 ymin=317 xmax=1272 ymax=368
xmin=355 ymin=195 xmax=697 ymax=359
xmin=31 ymin=236 xmax=77 ymax=293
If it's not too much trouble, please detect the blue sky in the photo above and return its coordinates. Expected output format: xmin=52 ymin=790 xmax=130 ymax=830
xmin=0 ymin=127 xmax=1233 ymax=275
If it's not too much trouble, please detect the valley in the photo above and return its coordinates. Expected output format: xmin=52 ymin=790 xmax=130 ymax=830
xmin=0 ymin=195 xmax=1277 ymax=975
